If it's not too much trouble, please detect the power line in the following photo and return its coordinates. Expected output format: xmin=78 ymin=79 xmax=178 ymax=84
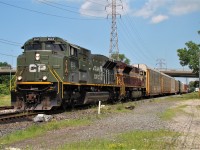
xmin=38 ymin=0 xmax=105 ymax=18
xmin=0 ymin=52 xmax=17 ymax=57
xmin=0 ymin=1 xmax=104 ymax=20
xmin=126 ymin=15 xmax=155 ymax=61
xmin=0 ymin=38 xmax=22 ymax=47
xmin=114 ymin=0 xmax=156 ymax=66
xmin=85 ymin=0 xmax=106 ymax=6
xmin=120 ymin=3 xmax=155 ymax=63
xmin=119 ymin=17 xmax=155 ymax=64
xmin=0 ymin=40 xmax=21 ymax=47
xmin=0 ymin=39 xmax=22 ymax=45
xmin=40 ymin=0 xmax=79 ymax=10
xmin=118 ymin=20 xmax=153 ymax=65
xmin=41 ymin=0 xmax=105 ymax=12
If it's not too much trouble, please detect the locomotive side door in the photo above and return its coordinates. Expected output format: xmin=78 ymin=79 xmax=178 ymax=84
xmin=68 ymin=45 xmax=79 ymax=83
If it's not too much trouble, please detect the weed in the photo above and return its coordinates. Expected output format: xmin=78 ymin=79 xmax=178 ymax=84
xmin=159 ymin=104 xmax=189 ymax=120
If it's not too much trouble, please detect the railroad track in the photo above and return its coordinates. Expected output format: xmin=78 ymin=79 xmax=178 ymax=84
xmin=0 ymin=106 xmax=14 ymax=110
xmin=0 ymin=111 xmax=38 ymax=122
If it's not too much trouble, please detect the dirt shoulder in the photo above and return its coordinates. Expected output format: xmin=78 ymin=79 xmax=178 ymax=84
xmin=5 ymin=97 xmax=200 ymax=150
xmin=165 ymin=99 xmax=200 ymax=149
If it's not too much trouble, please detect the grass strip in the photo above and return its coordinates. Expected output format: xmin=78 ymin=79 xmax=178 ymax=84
xmin=0 ymin=95 xmax=10 ymax=106
xmin=58 ymin=130 xmax=178 ymax=150
xmin=159 ymin=104 xmax=188 ymax=120
xmin=154 ymin=92 xmax=199 ymax=103
xmin=0 ymin=118 xmax=91 ymax=145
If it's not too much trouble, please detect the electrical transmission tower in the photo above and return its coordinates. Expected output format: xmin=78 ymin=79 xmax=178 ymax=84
xmin=106 ymin=0 xmax=123 ymax=60
xmin=156 ymin=58 xmax=167 ymax=70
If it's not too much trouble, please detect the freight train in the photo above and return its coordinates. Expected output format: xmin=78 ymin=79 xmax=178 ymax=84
xmin=11 ymin=37 xmax=187 ymax=110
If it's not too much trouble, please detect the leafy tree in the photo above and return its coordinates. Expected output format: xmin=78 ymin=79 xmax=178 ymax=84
xmin=177 ymin=31 xmax=200 ymax=74
xmin=0 ymin=62 xmax=11 ymax=94
xmin=111 ymin=53 xmax=131 ymax=64
xmin=0 ymin=84 xmax=10 ymax=95
xmin=189 ymin=80 xmax=199 ymax=92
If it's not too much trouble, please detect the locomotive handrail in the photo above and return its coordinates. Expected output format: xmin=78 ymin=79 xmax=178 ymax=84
xmin=10 ymin=68 xmax=26 ymax=91
xmin=52 ymin=69 xmax=64 ymax=98
xmin=10 ymin=74 xmax=16 ymax=91
xmin=48 ymin=66 xmax=64 ymax=98
xmin=48 ymin=66 xmax=60 ymax=95
xmin=10 ymin=68 xmax=20 ymax=91
xmin=52 ymin=68 xmax=63 ymax=82
xmin=51 ymin=68 xmax=64 ymax=98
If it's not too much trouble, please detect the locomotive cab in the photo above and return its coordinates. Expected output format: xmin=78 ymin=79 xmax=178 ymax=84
xmin=12 ymin=37 xmax=68 ymax=110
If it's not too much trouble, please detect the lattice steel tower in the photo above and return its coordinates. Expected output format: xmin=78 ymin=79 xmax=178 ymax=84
xmin=106 ymin=0 xmax=123 ymax=60
xmin=156 ymin=58 xmax=166 ymax=70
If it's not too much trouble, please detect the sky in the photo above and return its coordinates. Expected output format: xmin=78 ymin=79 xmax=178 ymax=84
xmin=0 ymin=0 xmax=200 ymax=74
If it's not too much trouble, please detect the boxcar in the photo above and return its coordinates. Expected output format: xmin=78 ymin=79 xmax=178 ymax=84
xmin=134 ymin=64 xmax=162 ymax=96
xmin=161 ymin=73 xmax=176 ymax=94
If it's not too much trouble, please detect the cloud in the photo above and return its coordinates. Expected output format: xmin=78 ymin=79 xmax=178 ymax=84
xmin=79 ymin=0 xmax=130 ymax=17
xmin=133 ymin=0 xmax=200 ymax=24
xmin=169 ymin=0 xmax=200 ymax=15
xmin=79 ymin=1 xmax=107 ymax=17
xmin=133 ymin=0 xmax=167 ymax=18
xmin=151 ymin=14 xmax=169 ymax=24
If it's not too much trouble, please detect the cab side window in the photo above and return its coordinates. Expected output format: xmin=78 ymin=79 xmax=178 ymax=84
xmin=70 ymin=46 xmax=77 ymax=57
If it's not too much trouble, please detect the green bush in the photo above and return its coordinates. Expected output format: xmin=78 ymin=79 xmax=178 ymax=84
xmin=0 ymin=84 xmax=9 ymax=95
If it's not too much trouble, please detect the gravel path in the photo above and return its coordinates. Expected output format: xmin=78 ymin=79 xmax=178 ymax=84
xmin=165 ymin=99 xmax=200 ymax=149
xmin=7 ymin=99 xmax=175 ymax=149
xmin=1 ymin=96 xmax=200 ymax=150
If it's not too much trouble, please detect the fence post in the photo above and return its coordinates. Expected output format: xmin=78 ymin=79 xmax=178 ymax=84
xmin=98 ymin=101 xmax=101 ymax=115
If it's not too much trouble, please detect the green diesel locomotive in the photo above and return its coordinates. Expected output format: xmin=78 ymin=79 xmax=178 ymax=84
xmin=11 ymin=37 xmax=145 ymax=110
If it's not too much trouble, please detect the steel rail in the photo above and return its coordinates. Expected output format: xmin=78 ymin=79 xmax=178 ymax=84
xmin=0 ymin=111 xmax=37 ymax=122
xmin=0 ymin=106 xmax=14 ymax=110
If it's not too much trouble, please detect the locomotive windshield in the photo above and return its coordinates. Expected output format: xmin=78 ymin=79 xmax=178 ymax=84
xmin=45 ymin=42 xmax=66 ymax=51
xmin=25 ymin=43 xmax=41 ymax=50
xmin=25 ymin=42 xmax=66 ymax=51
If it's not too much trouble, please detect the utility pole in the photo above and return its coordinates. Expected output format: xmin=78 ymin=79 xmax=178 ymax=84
xmin=198 ymin=31 xmax=200 ymax=97
xmin=106 ymin=0 xmax=123 ymax=60
xmin=156 ymin=58 xmax=166 ymax=70
xmin=199 ymin=50 xmax=200 ymax=98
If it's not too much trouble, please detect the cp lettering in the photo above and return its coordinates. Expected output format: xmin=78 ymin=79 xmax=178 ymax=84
xmin=29 ymin=64 xmax=46 ymax=72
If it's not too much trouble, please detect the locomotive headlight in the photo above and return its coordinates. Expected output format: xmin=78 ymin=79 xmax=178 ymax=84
xmin=35 ymin=53 xmax=40 ymax=60
xmin=42 ymin=76 xmax=47 ymax=81
xmin=17 ymin=76 xmax=22 ymax=81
